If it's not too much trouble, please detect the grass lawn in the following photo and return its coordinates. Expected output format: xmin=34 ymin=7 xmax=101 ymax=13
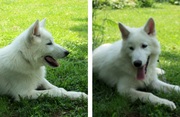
xmin=0 ymin=0 xmax=87 ymax=116
xmin=93 ymin=3 xmax=180 ymax=117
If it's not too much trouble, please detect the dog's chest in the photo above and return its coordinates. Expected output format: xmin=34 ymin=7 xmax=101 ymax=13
xmin=1 ymin=67 xmax=45 ymax=92
xmin=19 ymin=68 xmax=45 ymax=87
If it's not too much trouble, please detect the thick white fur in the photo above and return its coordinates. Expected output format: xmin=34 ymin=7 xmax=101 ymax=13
xmin=93 ymin=18 xmax=180 ymax=110
xmin=0 ymin=19 xmax=87 ymax=101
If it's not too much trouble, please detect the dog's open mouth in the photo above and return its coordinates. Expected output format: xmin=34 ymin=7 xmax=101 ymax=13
xmin=44 ymin=56 xmax=59 ymax=67
xmin=136 ymin=57 xmax=150 ymax=80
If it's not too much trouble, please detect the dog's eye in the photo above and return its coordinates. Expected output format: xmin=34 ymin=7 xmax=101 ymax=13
xmin=142 ymin=44 xmax=147 ymax=48
xmin=46 ymin=42 xmax=53 ymax=45
xmin=129 ymin=47 xmax=134 ymax=50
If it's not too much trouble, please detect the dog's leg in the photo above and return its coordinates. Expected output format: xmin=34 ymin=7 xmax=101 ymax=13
xmin=15 ymin=87 xmax=87 ymax=101
xmin=42 ymin=78 xmax=87 ymax=98
xmin=118 ymin=87 xmax=176 ymax=110
xmin=40 ymin=78 xmax=61 ymax=89
xmin=150 ymin=79 xmax=180 ymax=93
xmin=17 ymin=88 xmax=67 ymax=100
xmin=14 ymin=78 xmax=87 ymax=101
xmin=25 ymin=78 xmax=87 ymax=100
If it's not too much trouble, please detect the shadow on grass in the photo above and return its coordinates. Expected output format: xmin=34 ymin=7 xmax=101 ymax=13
xmin=70 ymin=17 xmax=88 ymax=39
xmin=66 ymin=17 xmax=88 ymax=61
xmin=93 ymin=74 xmax=180 ymax=117
xmin=0 ymin=96 xmax=87 ymax=117
xmin=93 ymin=75 xmax=141 ymax=117
xmin=158 ymin=51 xmax=180 ymax=84
xmin=161 ymin=51 xmax=180 ymax=62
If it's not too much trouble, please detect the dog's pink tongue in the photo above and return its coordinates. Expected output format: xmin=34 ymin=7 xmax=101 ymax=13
xmin=45 ymin=56 xmax=59 ymax=67
xmin=137 ymin=66 xmax=145 ymax=80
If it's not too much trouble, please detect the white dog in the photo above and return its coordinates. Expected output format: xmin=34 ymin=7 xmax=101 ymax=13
xmin=93 ymin=18 xmax=180 ymax=110
xmin=0 ymin=19 xmax=87 ymax=101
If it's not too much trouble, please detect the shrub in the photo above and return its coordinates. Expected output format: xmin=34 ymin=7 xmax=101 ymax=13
xmin=93 ymin=0 xmax=155 ymax=9
xmin=93 ymin=0 xmax=110 ymax=9
xmin=136 ymin=0 xmax=155 ymax=7
xmin=169 ymin=0 xmax=180 ymax=5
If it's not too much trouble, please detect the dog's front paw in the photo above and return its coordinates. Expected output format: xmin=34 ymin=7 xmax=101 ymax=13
xmin=162 ymin=99 xmax=176 ymax=110
xmin=66 ymin=91 xmax=88 ymax=99
xmin=156 ymin=68 xmax=165 ymax=75
xmin=71 ymin=92 xmax=88 ymax=99
xmin=80 ymin=92 xmax=88 ymax=99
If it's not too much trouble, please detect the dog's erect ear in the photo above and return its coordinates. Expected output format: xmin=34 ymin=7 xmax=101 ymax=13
xmin=118 ymin=23 xmax=130 ymax=40
xmin=32 ymin=20 xmax=40 ymax=36
xmin=27 ymin=20 xmax=41 ymax=44
xmin=40 ymin=19 xmax=46 ymax=27
xmin=144 ymin=18 xmax=156 ymax=36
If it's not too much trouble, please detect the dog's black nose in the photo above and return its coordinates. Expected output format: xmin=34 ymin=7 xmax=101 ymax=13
xmin=134 ymin=60 xmax=142 ymax=68
xmin=64 ymin=51 xmax=69 ymax=56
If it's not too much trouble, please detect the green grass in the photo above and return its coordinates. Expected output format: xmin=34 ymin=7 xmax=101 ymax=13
xmin=93 ymin=3 xmax=180 ymax=117
xmin=0 ymin=0 xmax=87 ymax=116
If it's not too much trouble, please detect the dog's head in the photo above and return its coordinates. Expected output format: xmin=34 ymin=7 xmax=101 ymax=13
xmin=118 ymin=18 xmax=160 ymax=79
xmin=19 ymin=19 xmax=69 ymax=68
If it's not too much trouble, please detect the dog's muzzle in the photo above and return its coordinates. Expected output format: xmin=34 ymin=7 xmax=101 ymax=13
xmin=134 ymin=56 xmax=150 ymax=80
xmin=45 ymin=50 xmax=69 ymax=67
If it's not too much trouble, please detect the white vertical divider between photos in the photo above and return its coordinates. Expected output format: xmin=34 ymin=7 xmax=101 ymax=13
xmin=88 ymin=0 xmax=92 ymax=117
